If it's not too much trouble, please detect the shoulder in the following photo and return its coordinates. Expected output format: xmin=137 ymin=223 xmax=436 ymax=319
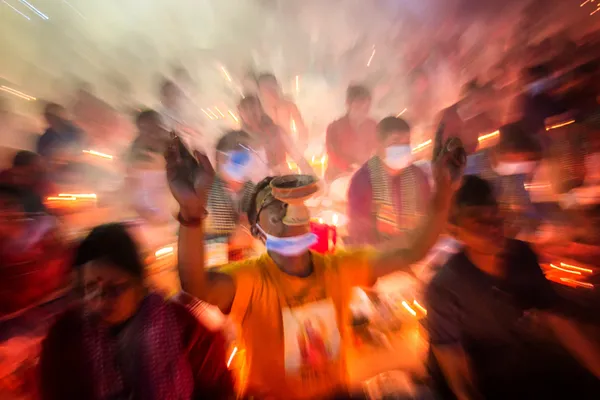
xmin=349 ymin=162 xmax=372 ymax=189
xmin=42 ymin=307 xmax=84 ymax=358
xmin=427 ymin=252 xmax=469 ymax=294
xmin=327 ymin=116 xmax=346 ymax=131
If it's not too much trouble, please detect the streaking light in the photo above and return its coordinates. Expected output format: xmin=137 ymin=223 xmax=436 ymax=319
xmin=19 ymin=0 xmax=48 ymax=20
xmin=155 ymin=246 xmax=174 ymax=258
xmin=214 ymin=107 xmax=225 ymax=118
xmin=201 ymin=109 xmax=214 ymax=120
xmin=47 ymin=196 xmax=76 ymax=201
xmin=401 ymin=301 xmax=417 ymax=317
xmin=83 ymin=150 xmax=113 ymax=159
xmin=545 ymin=120 xmax=575 ymax=131
xmin=228 ymin=110 xmax=239 ymax=123
xmin=581 ymin=0 xmax=590 ymax=6
xmin=59 ymin=193 xmax=97 ymax=199
xmin=413 ymin=300 xmax=427 ymax=315
xmin=227 ymin=346 xmax=238 ymax=368
xmin=3 ymin=1 xmax=31 ymax=20
xmin=559 ymin=278 xmax=594 ymax=289
xmin=549 ymin=263 xmax=581 ymax=275
xmin=396 ymin=108 xmax=407 ymax=117
xmin=412 ymin=139 xmax=432 ymax=153
xmin=560 ymin=262 xmax=593 ymax=274
xmin=0 ymin=85 xmax=36 ymax=100
xmin=478 ymin=130 xmax=499 ymax=142
xmin=221 ymin=66 xmax=232 ymax=82
xmin=295 ymin=75 xmax=300 ymax=93
xmin=367 ymin=47 xmax=376 ymax=67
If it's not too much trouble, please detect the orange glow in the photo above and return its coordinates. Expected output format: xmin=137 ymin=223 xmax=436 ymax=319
xmin=413 ymin=300 xmax=427 ymax=315
xmin=227 ymin=346 xmax=238 ymax=368
xmin=83 ymin=150 xmax=113 ymax=160
xmin=401 ymin=301 xmax=417 ymax=317
xmin=545 ymin=120 xmax=575 ymax=131
xmin=47 ymin=196 xmax=76 ymax=201
xmin=559 ymin=278 xmax=594 ymax=289
xmin=560 ymin=262 xmax=593 ymax=274
xmin=412 ymin=139 xmax=432 ymax=153
xmin=59 ymin=193 xmax=97 ymax=199
xmin=332 ymin=213 xmax=339 ymax=226
xmin=549 ymin=264 xmax=581 ymax=275
xmin=478 ymin=130 xmax=499 ymax=142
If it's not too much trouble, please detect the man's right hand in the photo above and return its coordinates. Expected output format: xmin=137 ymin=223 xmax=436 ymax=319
xmin=165 ymin=137 xmax=214 ymax=219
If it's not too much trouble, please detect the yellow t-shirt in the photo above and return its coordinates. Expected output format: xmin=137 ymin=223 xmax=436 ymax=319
xmin=219 ymin=249 xmax=373 ymax=400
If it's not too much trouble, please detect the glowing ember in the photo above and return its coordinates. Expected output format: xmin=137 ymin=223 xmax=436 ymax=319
xmin=412 ymin=300 xmax=427 ymax=315
xmin=155 ymin=246 xmax=174 ymax=258
xmin=478 ymin=130 xmax=499 ymax=142
xmin=545 ymin=120 xmax=575 ymax=131
xmin=401 ymin=301 xmax=417 ymax=317
xmin=227 ymin=346 xmax=238 ymax=368
xmin=83 ymin=150 xmax=113 ymax=159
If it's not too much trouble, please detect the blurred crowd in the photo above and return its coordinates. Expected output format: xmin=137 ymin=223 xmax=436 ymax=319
xmin=1 ymin=28 xmax=600 ymax=400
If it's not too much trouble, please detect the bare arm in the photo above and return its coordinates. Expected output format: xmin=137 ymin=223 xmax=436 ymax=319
xmin=279 ymin=128 xmax=315 ymax=175
xmin=166 ymin=140 xmax=236 ymax=313
xmin=432 ymin=345 xmax=483 ymax=400
xmin=542 ymin=312 xmax=600 ymax=379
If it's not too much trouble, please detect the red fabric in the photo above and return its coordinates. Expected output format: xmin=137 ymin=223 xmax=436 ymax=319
xmin=347 ymin=162 xmax=431 ymax=245
xmin=39 ymin=299 xmax=235 ymax=400
xmin=325 ymin=115 xmax=377 ymax=181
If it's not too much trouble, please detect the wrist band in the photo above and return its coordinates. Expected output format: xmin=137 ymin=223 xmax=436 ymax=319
xmin=177 ymin=209 xmax=208 ymax=227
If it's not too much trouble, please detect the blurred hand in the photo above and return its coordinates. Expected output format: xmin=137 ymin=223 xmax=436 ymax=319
xmin=432 ymin=150 xmax=463 ymax=201
xmin=165 ymin=137 xmax=214 ymax=219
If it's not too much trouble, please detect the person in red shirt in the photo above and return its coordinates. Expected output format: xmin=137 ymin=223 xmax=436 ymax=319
xmin=347 ymin=117 xmax=431 ymax=246
xmin=325 ymin=85 xmax=378 ymax=182
xmin=39 ymin=223 xmax=234 ymax=400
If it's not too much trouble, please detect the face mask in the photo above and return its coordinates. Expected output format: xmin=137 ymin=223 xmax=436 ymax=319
xmin=383 ymin=145 xmax=412 ymax=170
xmin=257 ymin=224 xmax=318 ymax=257
xmin=222 ymin=150 xmax=253 ymax=182
xmin=493 ymin=161 xmax=536 ymax=176
xmin=246 ymin=148 xmax=270 ymax=183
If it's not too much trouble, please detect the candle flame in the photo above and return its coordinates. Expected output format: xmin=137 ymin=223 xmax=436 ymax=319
xmin=402 ymin=301 xmax=417 ymax=317
xmin=478 ymin=130 xmax=500 ymax=142
xmin=155 ymin=246 xmax=174 ymax=258
xmin=413 ymin=300 xmax=427 ymax=315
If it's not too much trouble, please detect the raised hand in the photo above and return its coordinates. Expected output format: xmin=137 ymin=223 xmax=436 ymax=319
xmin=165 ymin=135 xmax=214 ymax=219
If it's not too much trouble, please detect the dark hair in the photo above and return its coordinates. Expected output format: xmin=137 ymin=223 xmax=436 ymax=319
xmin=377 ymin=116 xmax=411 ymax=140
xmin=451 ymin=175 xmax=497 ymax=223
xmin=43 ymin=102 xmax=64 ymax=116
xmin=215 ymin=130 xmax=251 ymax=154
xmin=247 ymin=176 xmax=275 ymax=226
xmin=496 ymin=122 xmax=541 ymax=155
xmin=160 ymin=79 xmax=179 ymax=96
xmin=74 ymin=223 xmax=144 ymax=279
xmin=346 ymin=85 xmax=371 ymax=103
xmin=135 ymin=109 xmax=161 ymax=126
xmin=257 ymin=73 xmax=278 ymax=85
xmin=12 ymin=150 xmax=40 ymax=168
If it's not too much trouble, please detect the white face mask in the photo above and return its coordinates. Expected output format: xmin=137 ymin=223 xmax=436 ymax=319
xmin=494 ymin=161 xmax=536 ymax=176
xmin=383 ymin=145 xmax=412 ymax=170
xmin=256 ymin=224 xmax=318 ymax=257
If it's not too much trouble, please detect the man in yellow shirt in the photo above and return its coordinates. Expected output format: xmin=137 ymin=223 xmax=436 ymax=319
xmin=165 ymin=140 xmax=459 ymax=399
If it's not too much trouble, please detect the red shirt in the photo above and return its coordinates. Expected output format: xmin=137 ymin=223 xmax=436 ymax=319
xmin=325 ymin=115 xmax=377 ymax=181
xmin=347 ymin=162 xmax=431 ymax=245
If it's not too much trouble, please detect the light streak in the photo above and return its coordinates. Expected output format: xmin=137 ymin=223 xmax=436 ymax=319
xmin=227 ymin=346 xmax=238 ymax=368
xmin=207 ymin=109 xmax=219 ymax=119
xmin=318 ymin=217 xmax=324 ymax=224
xmin=3 ymin=1 xmax=30 ymax=20
xmin=412 ymin=139 xmax=432 ymax=153
xmin=581 ymin=0 xmax=590 ymax=6
xmin=0 ymin=85 xmax=35 ymax=100
xmin=332 ymin=213 xmax=339 ymax=226
xmin=560 ymin=262 xmax=593 ymax=274
xmin=291 ymin=119 xmax=297 ymax=133
xmin=201 ymin=109 xmax=214 ymax=120
xmin=545 ymin=120 xmax=575 ymax=131
xmin=19 ymin=0 xmax=48 ymax=20
xmin=47 ymin=196 xmax=76 ymax=201
xmin=58 ymin=193 xmax=96 ymax=199
xmin=591 ymin=7 xmax=600 ymax=15
xmin=396 ymin=108 xmax=407 ymax=117
xmin=214 ymin=107 xmax=225 ymax=117
xmin=478 ymin=130 xmax=499 ymax=142
xmin=83 ymin=150 xmax=113 ymax=160
xmin=367 ymin=48 xmax=376 ymax=67
xmin=413 ymin=300 xmax=427 ymax=315
xmin=549 ymin=264 xmax=581 ymax=275
xmin=62 ymin=0 xmax=85 ymax=19
xmin=320 ymin=154 xmax=327 ymax=164
xmin=524 ymin=183 xmax=550 ymax=190
xmin=401 ymin=301 xmax=417 ymax=317
xmin=220 ymin=66 xmax=232 ymax=82
xmin=228 ymin=110 xmax=239 ymax=123
xmin=155 ymin=246 xmax=174 ymax=258
xmin=559 ymin=278 xmax=594 ymax=289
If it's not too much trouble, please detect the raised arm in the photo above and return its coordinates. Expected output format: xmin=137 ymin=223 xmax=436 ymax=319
xmin=165 ymin=139 xmax=236 ymax=312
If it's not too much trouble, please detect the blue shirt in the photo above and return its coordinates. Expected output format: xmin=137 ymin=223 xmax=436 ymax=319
xmin=36 ymin=125 xmax=83 ymax=158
